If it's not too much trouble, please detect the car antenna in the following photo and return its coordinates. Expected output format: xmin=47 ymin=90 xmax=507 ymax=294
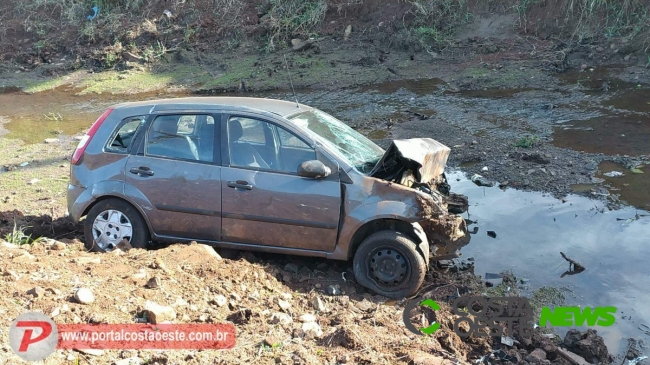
xmin=283 ymin=54 xmax=300 ymax=108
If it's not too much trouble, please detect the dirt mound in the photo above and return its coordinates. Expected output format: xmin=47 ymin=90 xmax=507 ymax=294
xmin=0 ymin=239 xmax=486 ymax=364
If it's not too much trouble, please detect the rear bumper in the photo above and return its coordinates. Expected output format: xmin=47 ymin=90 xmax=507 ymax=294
xmin=67 ymin=184 xmax=88 ymax=223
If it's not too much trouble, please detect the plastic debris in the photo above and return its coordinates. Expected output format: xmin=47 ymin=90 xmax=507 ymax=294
xmin=476 ymin=349 xmax=517 ymax=364
xmin=19 ymin=162 xmax=29 ymax=167
xmin=487 ymin=231 xmax=497 ymax=238
xmin=87 ymin=6 xmax=99 ymax=20
xmin=630 ymin=168 xmax=644 ymax=174
xmin=501 ymin=336 xmax=514 ymax=346
xmin=163 ymin=9 xmax=172 ymax=18
xmin=481 ymin=166 xmax=489 ymax=172
xmin=628 ymin=356 xmax=648 ymax=365
xmin=471 ymin=174 xmax=494 ymax=187
xmin=603 ymin=171 xmax=624 ymax=177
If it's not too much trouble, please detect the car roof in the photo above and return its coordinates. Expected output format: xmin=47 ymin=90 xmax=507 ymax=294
xmin=110 ymin=97 xmax=313 ymax=118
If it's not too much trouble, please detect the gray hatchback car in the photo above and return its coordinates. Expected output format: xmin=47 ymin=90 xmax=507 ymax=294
xmin=68 ymin=97 xmax=470 ymax=298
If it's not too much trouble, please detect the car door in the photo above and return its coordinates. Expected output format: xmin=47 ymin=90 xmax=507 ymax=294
xmin=221 ymin=114 xmax=341 ymax=252
xmin=124 ymin=113 xmax=221 ymax=241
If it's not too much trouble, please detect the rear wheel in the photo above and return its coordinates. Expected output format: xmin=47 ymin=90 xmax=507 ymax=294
xmin=84 ymin=198 xmax=149 ymax=252
xmin=353 ymin=231 xmax=426 ymax=298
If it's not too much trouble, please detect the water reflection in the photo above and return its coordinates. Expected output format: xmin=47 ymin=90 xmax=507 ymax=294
xmin=449 ymin=170 xmax=650 ymax=353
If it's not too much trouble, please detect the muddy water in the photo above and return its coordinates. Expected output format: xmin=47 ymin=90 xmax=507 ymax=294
xmin=598 ymin=161 xmax=650 ymax=210
xmin=450 ymin=170 xmax=650 ymax=353
xmin=0 ymin=88 xmax=187 ymax=143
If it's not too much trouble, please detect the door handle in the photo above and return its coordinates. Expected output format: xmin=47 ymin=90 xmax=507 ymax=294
xmin=227 ymin=180 xmax=253 ymax=190
xmin=130 ymin=166 xmax=154 ymax=176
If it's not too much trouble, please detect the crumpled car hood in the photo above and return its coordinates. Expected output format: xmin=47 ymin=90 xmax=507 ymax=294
xmin=369 ymin=138 xmax=451 ymax=183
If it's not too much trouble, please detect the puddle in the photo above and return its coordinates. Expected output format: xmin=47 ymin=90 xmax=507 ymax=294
xmin=558 ymin=65 xmax=627 ymax=89
xmin=597 ymin=161 xmax=650 ymax=210
xmin=359 ymin=78 xmax=445 ymax=95
xmin=449 ymin=170 xmax=650 ymax=354
xmin=570 ymin=183 xmax=598 ymax=193
xmin=366 ymin=129 xmax=388 ymax=139
xmin=0 ymin=87 xmax=188 ymax=143
xmin=552 ymin=114 xmax=650 ymax=156
xmin=603 ymin=87 xmax=650 ymax=113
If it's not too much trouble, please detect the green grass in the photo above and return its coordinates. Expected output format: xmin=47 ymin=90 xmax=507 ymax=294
xmin=515 ymin=135 xmax=540 ymax=148
xmin=409 ymin=0 xmax=470 ymax=51
xmin=4 ymin=222 xmax=44 ymax=245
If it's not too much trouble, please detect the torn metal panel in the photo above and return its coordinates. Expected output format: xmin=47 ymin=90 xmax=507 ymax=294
xmin=370 ymin=138 xmax=451 ymax=183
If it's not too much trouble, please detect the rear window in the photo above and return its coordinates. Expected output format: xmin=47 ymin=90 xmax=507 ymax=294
xmin=105 ymin=116 xmax=146 ymax=153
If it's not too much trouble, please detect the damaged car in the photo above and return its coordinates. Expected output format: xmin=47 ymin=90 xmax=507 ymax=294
xmin=67 ymin=97 xmax=470 ymax=298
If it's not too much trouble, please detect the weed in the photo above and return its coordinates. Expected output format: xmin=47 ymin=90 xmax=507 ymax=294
xmin=265 ymin=0 xmax=327 ymax=51
xmin=4 ymin=222 xmax=43 ymax=246
xmin=515 ymin=135 xmax=540 ymax=148
xmin=408 ymin=0 xmax=470 ymax=51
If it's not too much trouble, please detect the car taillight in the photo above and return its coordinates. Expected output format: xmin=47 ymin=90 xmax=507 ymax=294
xmin=71 ymin=108 xmax=114 ymax=165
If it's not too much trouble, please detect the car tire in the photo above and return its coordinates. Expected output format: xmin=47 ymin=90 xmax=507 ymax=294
xmin=353 ymin=230 xmax=427 ymax=299
xmin=84 ymin=198 xmax=150 ymax=253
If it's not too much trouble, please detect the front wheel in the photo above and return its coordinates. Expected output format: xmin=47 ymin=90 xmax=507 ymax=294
xmin=84 ymin=198 xmax=150 ymax=252
xmin=353 ymin=231 xmax=426 ymax=298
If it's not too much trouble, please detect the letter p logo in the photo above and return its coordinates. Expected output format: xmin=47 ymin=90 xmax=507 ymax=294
xmin=9 ymin=312 xmax=58 ymax=361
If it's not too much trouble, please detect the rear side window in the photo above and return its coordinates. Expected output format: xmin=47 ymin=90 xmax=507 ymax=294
xmin=146 ymin=114 xmax=216 ymax=162
xmin=106 ymin=116 xmax=146 ymax=153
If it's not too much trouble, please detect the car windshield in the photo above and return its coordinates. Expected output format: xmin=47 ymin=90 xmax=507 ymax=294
xmin=288 ymin=109 xmax=385 ymax=173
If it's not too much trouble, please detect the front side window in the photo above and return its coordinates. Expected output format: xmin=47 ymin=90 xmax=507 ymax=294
xmin=146 ymin=114 xmax=215 ymax=162
xmin=287 ymin=109 xmax=384 ymax=173
xmin=228 ymin=116 xmax=315 ymax=173
xmin=106 ymin=116 xmax=146 ymax=153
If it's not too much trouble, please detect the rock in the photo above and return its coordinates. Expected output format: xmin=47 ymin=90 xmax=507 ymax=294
xmin=283 ymin=263 xmax=299 ymax=273
xmin=115 ymin=239 xmax=133 ymax=251
xmin=115 ymin=358 xmax=143 ymax=365
xmin=580 ymin=64 xmax=588 ymax=70
xmin=499 ymin=181 xmax=509 ymax=187
xmin=74 ymin=288 xmax=95 ymax=304
xmin=28 ymin=178 xmax=40 ymax=185
xmin=263 ymin=335 xmax=281 ymax=347
xmin=27 ymin=286 xmax=46 ymax=297
xmin=282 ymin=273 xmax=292 ymax=282
xmin=299 ymin=313 xmax=316 ymax=323
xmin=214 ymin=295 xmax=227 ymax=307
xmin=199 ymin=244 xmax=221 ymax=259
xmin=312 ymin=296 xmax=326 ymax=311
xmin=409 ymin=351 xmax=457 ymax=365
xmin=74 ymin=257 xmax=101 ymax=265
xmin=269 ymin=312 xmax=292 ymax=325
xmin=13 ymin=252 xmax=36 ymax=263
xmin=326 ymin=285 xmax=340 ymax=295
xmin=143 ymin=301 xmax=176 ymax=324
xmin=563 ymin=329 xmax=611 ymax=364
xmin=291 ymin=39 xmax=313 ymax=52
xmin=73 ymin=135 xmax=85 ymax=141
xmin=596 ymin=46 xmax=604 ymax=52
xmin=301 ymin=321 xmax=323 ymax=339
xmin=51 ymin=307 xmax=60 ymax=317
xmin=47 ymin=288 xmax=61 ymax=295
xmin=145 ymin=276 xmax=161 ymax=289
xmin=44 ymin=138 xmax=59 ymax=144
xmin=556 ymin=348 xmax=590 ymax=365
xmin=624 ymin=55 xmax=631 ymax=61
xmin=471 ymin=174 xmax=494 ymax=187
xmin=525 ymin=348 xmax=547 ymax=362
xmin=50 ymin=241 xmax=67 ymax=250
xmin=277 ymin=298 xmax=291 ymax=311
xmin=344 ymin=25 xmax=352 ymax=41
xmin=76 ymin=348 xmax=104 ymax=356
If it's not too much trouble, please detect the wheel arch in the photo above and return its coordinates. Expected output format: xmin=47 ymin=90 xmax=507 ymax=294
xmin=81 ymin=195 xmax=154 ymax=238
xmin=347 ymin=218 xmax=429 ymax=265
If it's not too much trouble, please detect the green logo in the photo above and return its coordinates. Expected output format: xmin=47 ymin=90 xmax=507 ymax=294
xmin=403 ymin=298 xmax=441 ymax=335
xmin=539 ymin=306 xmax=617 ymax=327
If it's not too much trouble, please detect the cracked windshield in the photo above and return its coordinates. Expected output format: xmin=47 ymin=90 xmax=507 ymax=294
xmin=1 ymin=0 xmax=649 ymax=364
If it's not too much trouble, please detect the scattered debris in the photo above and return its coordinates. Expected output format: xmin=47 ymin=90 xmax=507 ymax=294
xmin=481 ymin=166 xmax=489 ymax=172
xmin=471 ymin=174 xmax=494 ymax=187
xmin=604 ymin=171 xmax=625 ymax=177
xmin=500 ymin=336 xmax=514 ymax=346
xmin=487 ymin=230 xmax=497 ymax=238
xmin=560 ymin=252 xmax=585 ymax=272
xmin=628 ymin=356 xmax=648 ymax=365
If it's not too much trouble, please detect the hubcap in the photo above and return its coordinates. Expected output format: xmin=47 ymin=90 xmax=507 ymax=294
xmin=369 ymin=248 xmax=408 ymax=287
xmin=92 ymin=210 xmax=133 ymax=251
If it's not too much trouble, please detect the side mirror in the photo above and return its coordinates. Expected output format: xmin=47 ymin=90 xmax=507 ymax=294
xmin=298 ymin=160 xmax=331 ymax=179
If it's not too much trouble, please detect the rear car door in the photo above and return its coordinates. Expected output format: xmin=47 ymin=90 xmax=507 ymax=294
xmin=221 ymin=114 xmax=341 ymax=252
xmin=124 ymin=113 xmax=221 ymax=241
